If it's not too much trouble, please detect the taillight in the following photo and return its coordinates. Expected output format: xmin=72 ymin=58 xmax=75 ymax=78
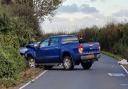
xmin=78 ymin=44 xmax=84 ymax=54
xmin=99 ymin=46 xmax=101 ymax=50
xmin=98 ymin=46 xmax=101 ymax=52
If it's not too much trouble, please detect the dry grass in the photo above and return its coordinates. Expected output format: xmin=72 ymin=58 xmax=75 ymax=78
xmin=0 ymin=68 xmax=43 ymax=89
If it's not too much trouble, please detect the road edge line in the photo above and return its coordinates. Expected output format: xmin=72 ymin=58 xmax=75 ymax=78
xmin=19 ymin=70 xmax=48 ymax=89
xmin=120 ymin=65 xmax=128 ymax=75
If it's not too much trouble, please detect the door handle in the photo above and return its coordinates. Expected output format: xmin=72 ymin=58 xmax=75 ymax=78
xmin=41 ymin=48 xmax=50 ymax=50
xmin=55 ymin=47 xmax=59 ymax=49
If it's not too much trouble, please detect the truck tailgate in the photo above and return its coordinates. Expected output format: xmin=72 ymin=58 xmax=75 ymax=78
xmin=82 ymin=42 xmax=100 ymax=54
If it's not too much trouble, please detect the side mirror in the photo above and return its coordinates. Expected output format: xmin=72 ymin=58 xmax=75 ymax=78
xmin=34 ymin=44 xmax=40 ymax=49
xmin=34 ymin=42 xmax=41 ymax=48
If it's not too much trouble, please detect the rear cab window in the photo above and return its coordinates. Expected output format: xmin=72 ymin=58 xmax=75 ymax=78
xmin=61 ymin=36 xmax=79 ymax=44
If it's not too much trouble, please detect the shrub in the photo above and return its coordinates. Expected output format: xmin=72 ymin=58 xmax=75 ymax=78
xmin=0 ymin=13 xmax=26 ymax=87
xmin=0 ymin=46 xmax=26 ymax=87
xmin=0 ymin=46 xmax=25 ymax=79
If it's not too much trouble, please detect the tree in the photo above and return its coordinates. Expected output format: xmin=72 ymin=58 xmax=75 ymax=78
xmin=1 ymin=0 xmax=62 ymax=45
xmin=1 ymin=0 xmax=12 ymax=5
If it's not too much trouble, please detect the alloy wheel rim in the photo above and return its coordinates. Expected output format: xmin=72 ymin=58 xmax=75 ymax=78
xmin=64 ymin=58 xmax=71 ymax=69
xmin=29 ymin=59 xmax=35 ymax=68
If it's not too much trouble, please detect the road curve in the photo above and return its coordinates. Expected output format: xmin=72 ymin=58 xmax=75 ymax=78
xmin=22 ymin=54 xmax=128 ymax=89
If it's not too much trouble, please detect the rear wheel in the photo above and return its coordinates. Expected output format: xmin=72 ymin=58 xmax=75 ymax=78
xmin=63 ymin=55 xmax=74 ymax=70
xmin=81 ymin=61 xmax=93 ymax=70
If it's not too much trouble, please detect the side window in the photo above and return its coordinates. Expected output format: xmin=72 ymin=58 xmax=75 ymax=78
xmin=62 ymin=37 xmax=79 ymax=44
xmin=40 ymin=39 xmax=49 ymax=48
xmin=50 ymin=38 xmax=59 ymax=46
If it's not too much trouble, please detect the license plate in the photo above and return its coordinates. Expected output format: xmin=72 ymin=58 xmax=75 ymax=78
xmin=86 ymin=55 xmax=95 ymax=59
xmin=81 ymin=54 xmax=95 ymax=60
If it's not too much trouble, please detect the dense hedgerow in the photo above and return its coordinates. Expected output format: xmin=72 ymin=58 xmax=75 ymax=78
xmin=0 ymin=0 xmax=62 ymax=88
xmin=78 ymin=23 xmax=128 ymax=59
xmin=0 ymin=14 xmax=26 ymax=87
xmin=0 ymin=47 xmax=25 ymax=79
xmin=0 ymin=46 xmax=26 ymax=88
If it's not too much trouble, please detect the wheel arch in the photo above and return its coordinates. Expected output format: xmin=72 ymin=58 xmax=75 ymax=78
xmin=25 ymin=50 xmax=36 ymax=59
xmin=62 ymin=51 xmax=75 ymax=70
xmin=61 ymin=51 xmax=74 ymax=64
xmin=62 ymin=51 xmax=72 ymax=57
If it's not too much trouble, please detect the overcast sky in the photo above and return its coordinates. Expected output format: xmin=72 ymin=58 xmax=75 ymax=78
xmin=40 ymin=0 xmax=128 ymax=33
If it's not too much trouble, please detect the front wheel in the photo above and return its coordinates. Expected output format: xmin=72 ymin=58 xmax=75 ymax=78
xmin=26 ymin=57 xmax=36 ymax=68
xmin=63 ymin=55 xmax=74 ymax=70
xmin=81 ymin=61 xmax=93 ymax=70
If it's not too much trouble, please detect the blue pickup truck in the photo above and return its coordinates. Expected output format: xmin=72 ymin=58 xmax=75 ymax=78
xmin=20 ymin=35 xmax=101 ymax=70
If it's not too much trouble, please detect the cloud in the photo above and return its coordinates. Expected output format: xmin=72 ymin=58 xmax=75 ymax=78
xmin=80 ymin=4 xmax=99 ymax=13
xmin=113 ymin=9 xmax=128 ymax=17
xmin=90 ymin=0 xmax=97 ymax=2
xmin=40 ymin=12 xmax=107 ymax=33
xmin=57 ymin=4 xmax=78 ymax=13
xmin=40 ymin=15 xmax=106 ymax=33
xmin=90 ymin=0 xmax=106 ymax=2
xmin=57 ymin=4 xmax=99 ymax=14
xmin=40 ymin=0 xmax=128 ymax=33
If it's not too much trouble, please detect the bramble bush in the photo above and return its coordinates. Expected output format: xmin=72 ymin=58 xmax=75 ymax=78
xmin=0 ymin=14 xmax=26 ymax=87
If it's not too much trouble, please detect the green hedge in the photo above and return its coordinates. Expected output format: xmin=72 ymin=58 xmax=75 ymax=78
xmin=0 ymin=49 xmax=18 ymax=78
xmin=0 ymin=13 xmax=26 ymax=87
xmin=78 ymin=23 xmax=128 ymax=59
xmin=0 ymin=46 xmax=26 ymax=87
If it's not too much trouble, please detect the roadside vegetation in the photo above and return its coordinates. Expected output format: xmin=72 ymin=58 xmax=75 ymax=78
xmin=101 ymin=51 xmax=123 ymax=61
xmin=0 ymin=0 xmax=62 ymax=88
xmin=0 ymin=0 xmax=128 ymax=88
xmin=77 ymin=23 xmax=128 ymax=60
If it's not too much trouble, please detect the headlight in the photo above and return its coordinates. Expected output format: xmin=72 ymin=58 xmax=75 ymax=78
xmin=20 ymin=48 xmax=28 ymax=54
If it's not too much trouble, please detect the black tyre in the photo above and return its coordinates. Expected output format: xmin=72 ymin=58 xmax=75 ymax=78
xmin=26 ymin=57 xmax=36 ymax=68
xmin=63 ymin=55 xmax=74 ymax=70
xmin=81 ymin=61 xmax=93 ymax=70
xmin=44 ymin=65 xmax=53 ymax=70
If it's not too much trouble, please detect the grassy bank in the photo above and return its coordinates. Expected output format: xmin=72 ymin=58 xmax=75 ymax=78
xmin=102 ymin=51 xmax=128 ymax=70
xmin=0 ymin=68 xmax=42 ymax=89
xmin=102 ymin=51 xmax=123 ymax=61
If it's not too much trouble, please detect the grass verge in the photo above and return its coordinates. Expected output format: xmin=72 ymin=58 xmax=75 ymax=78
xmin=0 ymin=68 xmax=43 ymax=89
xmin=102 ymin=51 xmax=128 ymax=70
xmin=102 ymin=51 xmax=123 ymax=61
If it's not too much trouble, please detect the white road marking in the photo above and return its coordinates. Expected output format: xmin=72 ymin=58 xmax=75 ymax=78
xmin=108 ymin=73 xmax=125 ymax=77
xmin=120 ymin=84 xmax=128 ymax=86
xmin=19 ymin=70 xmax=48 ymax=89
xmin=120 ymin=65 xmax=128 ymax=75
xmin=108 ymin=65 xmax=128 ymax=77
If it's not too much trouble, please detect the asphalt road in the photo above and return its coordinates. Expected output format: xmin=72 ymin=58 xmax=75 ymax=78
xmin=22 ymin=54 xmax=128 ymax=89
